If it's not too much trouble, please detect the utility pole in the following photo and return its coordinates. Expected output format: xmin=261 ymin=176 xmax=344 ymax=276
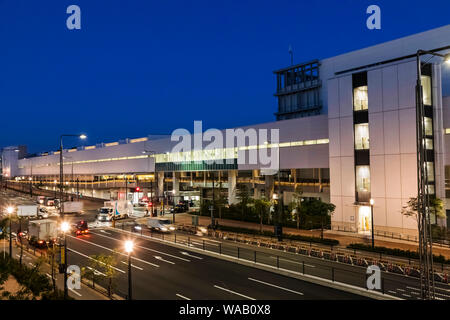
xmin=414 ymin=49 xmax=450 ymax=299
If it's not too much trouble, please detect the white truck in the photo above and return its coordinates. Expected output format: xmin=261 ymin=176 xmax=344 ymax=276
xmin=61 ymin=201 xmax=83 ymax=214
xmin=28 ymin=219 xmax=58 ymax=247
xmin=147 ymin=217 xmax=176 ymax=232
xmin=97 ymin=200 xmax=132 ymax=222
xmin=17 ymin=205 xmax=49 ymax=219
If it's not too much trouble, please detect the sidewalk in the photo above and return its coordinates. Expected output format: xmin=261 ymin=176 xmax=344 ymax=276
xmin=0 ymin=240 xmax=108 ymax=300
xmin=175 ymin=213 xmax=450 ymax=259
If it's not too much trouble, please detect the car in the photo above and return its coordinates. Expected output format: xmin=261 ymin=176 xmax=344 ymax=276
xmin=73 ymin=220 xmax=89 ymax=236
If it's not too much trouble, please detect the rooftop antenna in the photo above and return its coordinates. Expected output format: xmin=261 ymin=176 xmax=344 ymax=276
xmin=288 ymin=44 xmax=293 ymax=65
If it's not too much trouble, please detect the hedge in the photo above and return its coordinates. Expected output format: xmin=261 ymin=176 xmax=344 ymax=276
xmin=213 ymin=224 xmax=339 ymax=246
xmin=347 ymin=243 xmax=450 ymax=264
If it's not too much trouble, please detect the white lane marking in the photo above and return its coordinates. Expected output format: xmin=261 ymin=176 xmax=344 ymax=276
xmin=269 ymin=256 xmax=315 ymax=268
xmin=100 ymin=230 xmax=112 ymax=235
xmin=388 ymin=290 xmax=397 ymax=294
xmin=176 ymin=293 xmax=191 ymax=300
xmin=87 ymin=266 xmax=106 ymax=276
xmin=68 ymin=247 xmax=125 ymax=274
xmin=402 ymin=293 xmax=412 ymax=298
xmin=405 ymin=286 xmax=450 ymax=298
xmin=397 ymin=288 xmax=406 ymax=292
xmin=154 ymin=256 xmax=175 ymax=265
xmin=68 ymin=235 xmax=159 ymax=268
xmin=180 ymin=251 xmax=203 ymax=259
xmin=214 ymin=285 xmax=256 ymax=300
xmin=406 ymin=286 xmax=420 ymax=292
xmin=121 ymin=261 xmax=144 ymax=270
xmin=91 ymin=230 xmax=190 ymax=262
xmin=411 ymin=292 xmax=420 ymax=295
xmin=69 ymin=288 xmax=82 ymax=297
xmin=248 ymin=277 xmax=304 ymax=295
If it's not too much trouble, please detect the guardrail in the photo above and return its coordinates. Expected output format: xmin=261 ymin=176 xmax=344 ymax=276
xmin=171 ymin=224 xmax=450 ymax=283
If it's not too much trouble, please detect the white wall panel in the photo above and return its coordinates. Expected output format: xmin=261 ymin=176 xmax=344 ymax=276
xmin=382 ymin=65 xmax=399 ymax=111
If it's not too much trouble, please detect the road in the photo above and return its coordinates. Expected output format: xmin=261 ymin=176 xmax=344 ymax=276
xmin=2 ymin=189 xmax=449 ymax=300
xmin=109 ymin=221 xmax=450 ymax=300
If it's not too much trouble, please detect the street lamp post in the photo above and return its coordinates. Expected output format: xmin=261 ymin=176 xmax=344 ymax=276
xmin=124 ymin=240 xmax=134 ymax=300
xmin=59 ymin=134 xmax=86 ymax=218
xmin=370 ymin=199 xmax=374 ymax=249
xmin=60 ymin=221 xmax=70 ymax=299
xmin=7 ymin=206 xmax=13 ymax=257
xmin=415 ymin=50 xmax=450 ymax=300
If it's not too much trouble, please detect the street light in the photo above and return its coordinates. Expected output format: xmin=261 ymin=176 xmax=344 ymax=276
xmin=7 ymin=206 xmax=14 ymax=257
xmin=60 ymin=221 xmax=70 ymax=299
xmin=369 ymin=198 xmax=374 ymax=249
xmin=124 ymin=240 xmax=134 ymax=300
xmin=59 ymin=134 xmax=87 ymax=218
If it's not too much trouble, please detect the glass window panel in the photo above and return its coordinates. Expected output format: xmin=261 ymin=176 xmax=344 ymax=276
xmin=424 ymin=117 xmax=433 ymax=136
xmin=354 ymin=123 xmax=370 ymax=150
xmin=356 ymin=165 xmax=371 ymax=192
xmin=353 ymin=86 xmax=368 ymax=111
xmin=426 ymin=162 xmax=434 ymax=182
xmin=424 ymin=138 xmax=433 ymax=150
xmin=421 ymin=75 xmax=432 ymax=106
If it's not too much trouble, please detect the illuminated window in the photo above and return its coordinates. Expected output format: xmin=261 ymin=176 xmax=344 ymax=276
xmin=421 ymin=75 xmax=432 ymax=106
xmin=426 ymin=162 xmax=434 ymax=182
xmin=356 ymin=165 xmax=370 ymax=192
xmin=424 ymin=138 xmax=433 ymax=150
xmin=424 ymin=117 xmax=433 ymax=136
xmin=353 ymin=86 xmax=368 ymax=111
xmin=354 ymin=123 xmax=370 ymax=150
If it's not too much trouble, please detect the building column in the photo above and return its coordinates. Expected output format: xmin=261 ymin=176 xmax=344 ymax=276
xmin=265 ymin=175 xmax=274 ymax=201
xmin=173 ymin=171 xmax=180 ymax=202
xmin=228 ymin=170 xmax=237 ymax=205
xmin=157 ymin=172 xmax=164 ymax=200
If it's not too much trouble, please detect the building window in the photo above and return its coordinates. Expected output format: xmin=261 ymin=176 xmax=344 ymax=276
xmin=424 ymin=138 xmax=433 ymax=150
xmin=426 ymin=162 xmax=434 ymax=182
xmin=424 ymin=117 xmax=433 ymax=136
xmin=354 ymin=123 xmax=370 ymax=150
xmin=356 ymin=165 xmax=371 ymax=192
xmin=353 ymin=86 xmax=368 ymax=111
xmin=421 ymin=75 xmax=432 ymax=106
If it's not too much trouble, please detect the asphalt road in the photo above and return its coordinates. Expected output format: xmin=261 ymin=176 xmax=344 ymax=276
xmin=66 ymin=228 xmax=366 ymax=300
xmin=111 ymin=222 xmax=450 ymax=300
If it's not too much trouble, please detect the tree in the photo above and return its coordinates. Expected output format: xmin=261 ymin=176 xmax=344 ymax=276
xmin=401 ymin=196 xmax=446 ymax=223
xmin=300 ymin=198 xmax=335 ymax=237
xmin=289 ymin=186 xmax=303 ymax=229
xmin=253 ymin=197 xmax=271 ymax=233
xmin=236 ymin=184 xmax=251 ymax=221
xmin=87 ymin=253 xmax=119 ymax=297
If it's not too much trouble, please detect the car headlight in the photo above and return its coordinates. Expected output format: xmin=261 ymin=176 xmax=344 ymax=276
xmin=169 ymin=226 xmax=175 ymax=231
xmin=199 ymin=227 xmax=207 ymax=233
xmin=161 ymin=227 xmax=168 ymax=231
xmin=135 ymin=226 xmax=142 ymax=230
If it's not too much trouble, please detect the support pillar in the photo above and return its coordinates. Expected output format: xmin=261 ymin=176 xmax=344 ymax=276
xmin=228 ymin=170 xmax=237 ymax=205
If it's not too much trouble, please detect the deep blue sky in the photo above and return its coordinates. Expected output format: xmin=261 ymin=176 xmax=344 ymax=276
xmin=1 ymin=0 xmax=449 ymax=153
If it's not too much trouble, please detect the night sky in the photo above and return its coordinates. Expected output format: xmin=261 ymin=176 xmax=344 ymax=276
xmin=1 ymin=0 xmax=449 ymax=153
